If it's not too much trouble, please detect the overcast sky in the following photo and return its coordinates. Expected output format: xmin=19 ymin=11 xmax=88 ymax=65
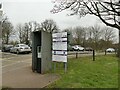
xmin=1 ymin=0 xmax=119 ymax=43
xmin=1 ymin=0 xmax=100 ymax=29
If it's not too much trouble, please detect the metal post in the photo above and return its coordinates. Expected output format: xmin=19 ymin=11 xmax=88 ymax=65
xmin=64 ymin=62 xmax=67 ymax=73
xmin=54 ymin=62 xmax=56 ymax=72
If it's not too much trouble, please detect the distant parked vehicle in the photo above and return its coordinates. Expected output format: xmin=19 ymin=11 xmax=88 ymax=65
xmin=2 ymin=45 xmax=13 ymax=52
xmin=106 ymin=48 xmax=115 ymax=52
xmin=10 ymin=44 xmax=31 ymax=54
xmin=72 ymin=45 xmax=84 ymax=51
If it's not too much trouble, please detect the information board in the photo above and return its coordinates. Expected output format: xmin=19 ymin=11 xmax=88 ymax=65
xmin=52 ymin=32 xmax=67 ymax=62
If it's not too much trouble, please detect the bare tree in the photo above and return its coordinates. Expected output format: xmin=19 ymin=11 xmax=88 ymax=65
xmin=63 ymin=27 xmax=74 ymax=45
xmin=2 ymin=19 xmax=14 ymax=44
xmin=101 ymin=26 xmax=116 ymax=49
xmin=41 ymin=19 xmax=59 ymax=33
xmin=91 ymin=25 xmax=102 ymax=50
xmin=51 ymin=0 xmax=120 ymax=57
xmin=86 ymin=25 xmax=116 ymax=50
xmin=102 ymin=27 xmax=116 ymax=42
xmin=22 ymin=23 xmax=32 ymax=45
xmin=16 ymin=21 xmax=40 ymax=45
xmin=28 ymin=21 xmax=40 ymax=32
xmin=73 ymin=26 xmax=87 ymax=46
xmin=16 ymin=23 xmax=23 ymax=43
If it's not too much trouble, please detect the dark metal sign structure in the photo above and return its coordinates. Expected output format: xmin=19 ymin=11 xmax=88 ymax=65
xmin=32 ymin=31 xmax=52 ymax=74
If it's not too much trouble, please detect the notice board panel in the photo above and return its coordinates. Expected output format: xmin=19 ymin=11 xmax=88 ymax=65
xmin=52 ymin=32 xmax=67 ymax=62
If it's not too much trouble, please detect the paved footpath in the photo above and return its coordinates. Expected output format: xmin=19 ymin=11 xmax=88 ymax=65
xmin=2 ymin=66 xmax=59 ymax=88
xmin=1 ymin=52 xmax=59 ymax=88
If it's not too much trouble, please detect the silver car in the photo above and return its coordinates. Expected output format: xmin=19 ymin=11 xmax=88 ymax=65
xmin=10 ymin=44 xmax=31 ymax=54
xmin=72 ymin=45 xmax=84 ymax=51
xmin=106 ymin=48 xmax=115 ymax=52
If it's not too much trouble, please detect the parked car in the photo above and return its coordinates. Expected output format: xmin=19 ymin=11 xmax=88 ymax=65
xmin=2 ymin=45 xmax=13 ymax=52
xmin=72 ymin=45 xmax=84 ymax=51
xmin=10 ymin=44 xmax=31 ymax=54
xmin=106 ymin=48 xmax=115 ymax=52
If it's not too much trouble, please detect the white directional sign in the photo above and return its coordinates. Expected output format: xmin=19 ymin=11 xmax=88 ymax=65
xmin=52 ymin=32 xmax=67 ymax=62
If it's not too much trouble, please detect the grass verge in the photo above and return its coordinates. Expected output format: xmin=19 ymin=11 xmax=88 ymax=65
xmin=47 ymin=54 xmax=118 ymax=88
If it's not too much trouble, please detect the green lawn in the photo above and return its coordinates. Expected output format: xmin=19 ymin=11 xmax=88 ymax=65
xmin=47 ymin=54 xmax=118 ymax=88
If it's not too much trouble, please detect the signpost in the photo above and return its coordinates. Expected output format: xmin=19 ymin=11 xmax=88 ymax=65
xmin=52 ymin=32 xmax=67 ymax=72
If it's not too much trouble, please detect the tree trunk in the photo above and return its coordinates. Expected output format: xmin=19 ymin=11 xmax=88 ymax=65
xmin=6 ymin=34 xmax=9 ymax=44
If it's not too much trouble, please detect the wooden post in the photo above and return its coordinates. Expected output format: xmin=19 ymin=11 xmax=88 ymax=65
xmin=76 ymin=51 xmax=78 ymax=58
xmin=93 ymin=50 xmax=95 ymax=61
xmin=105 ymin=50 xmax=106 ymax=55
xmin=115 ymin=49 xmax=117 ymax=55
